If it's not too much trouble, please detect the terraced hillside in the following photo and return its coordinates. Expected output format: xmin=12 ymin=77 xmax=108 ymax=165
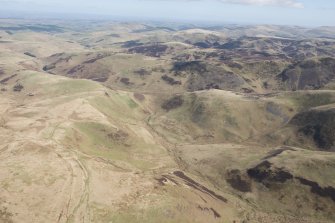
xmin=1 ymin=19 xmax=335 ymax=223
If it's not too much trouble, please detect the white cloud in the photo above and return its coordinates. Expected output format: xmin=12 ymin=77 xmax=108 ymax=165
xmin=219 ymin=0 xmax=304 ymax=8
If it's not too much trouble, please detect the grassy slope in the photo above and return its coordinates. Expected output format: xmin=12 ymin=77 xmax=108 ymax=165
xmin=149 ymin=90 xmax=294 ymax=144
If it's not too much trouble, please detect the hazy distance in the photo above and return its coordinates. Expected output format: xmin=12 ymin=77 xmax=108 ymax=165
xmin=0 ymin=0 xmax=334 ymax=26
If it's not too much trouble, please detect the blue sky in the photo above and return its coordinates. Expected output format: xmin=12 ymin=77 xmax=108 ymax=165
xmin=0 ymin=0 xmax=334 ymax=26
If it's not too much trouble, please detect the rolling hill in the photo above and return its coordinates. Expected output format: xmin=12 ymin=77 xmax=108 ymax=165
xmin=1 ymin=19 xmax=335 ymax=223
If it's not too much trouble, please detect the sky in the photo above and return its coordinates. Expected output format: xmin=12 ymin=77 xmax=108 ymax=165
xmin=0 ymin=0 xmax=334 ymax=26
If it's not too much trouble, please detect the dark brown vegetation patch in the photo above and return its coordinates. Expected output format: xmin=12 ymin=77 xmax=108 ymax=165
xmin=219 ymin=40 xmax=243 ymax=49
xmin=121 ymin=40 xmax=143 ymax=48
xmin=82 ymin=54 xmax=108 ymax=64
xmin=107 ymin=130 xmax=129 ymax=143
xmin=296 ymin=177 xmax=335 ymax=202
xmin=210 ymin=208 xmax=221 ymax=218
xmin=161 ymin=95 xmax=183 ymax=111
xmin=173 ymin=171 xmax=227 ymax=203
xmin=43 ymin=64 xmax=56 ymax=72
xmin=133 ymin=93 xmax=145 ymax=101
xmin=290 ymin=109 xmax=335 ymax=151
xmin=226 ymin=169 xmax=252 ymax=192
xmin=13 ymin=83 xmax=24 ymax=92
xmin=67 ymin=64 xmax=84 ymax=75
xmin=90 ymin=76 xmax=109 ymax=83
xmin=197 ymin=206 xmax=221 ymax=219
xmin=134 ymin=68 xmax=151 ymax=77
xmin=0 ymin=74 xmax=17 ymax=84
xmin=172 ymin=61 xmax=207 ymax=75
xmin=247 ymin=161 xmax=293 ymax=188
xmin=120 ymin=77 xmax=133 ymax=86
xmin=129 ymin=44 xmax=168 ymax=57
xmin=161 ymin=75 xmax=181 ymax=85
xmin=99 ymin=127 xmax=131 ymax=147
xmin=187 ymin=66 xmax=245 ymax=91
xmin=262 ymin=147 xmax=296 ymax=160
xmin=193 ymin=42 xmax=212 ymax=49
xmin=241 ymin=88 xmax=254 ymax=93
xmin=24 ymin=52 xmax=36 ymax=58
xmin=226 ymin=61 xmax=243 ymax=69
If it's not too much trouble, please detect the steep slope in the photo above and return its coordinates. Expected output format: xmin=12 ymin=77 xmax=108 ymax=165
xmin=257 ymin=91 xmax=335 ymax=151
xmin=278 ymin=58 xmax=335 ymax=90
xmin=289 ymin=107 xmax=335 ymax=151
xmin=149 ymin=90 xmax=294 ymax=144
